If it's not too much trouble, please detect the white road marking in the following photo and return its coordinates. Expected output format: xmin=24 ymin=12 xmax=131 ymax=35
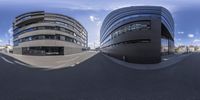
xmin=1 ymin=56 xmax=14 ymax=64
xmin=14 ymin=61 xmax=27 ymax=66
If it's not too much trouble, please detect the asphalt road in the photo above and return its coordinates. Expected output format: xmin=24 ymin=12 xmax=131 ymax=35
xmin=0 ymin=53 xmax=200 ymax=100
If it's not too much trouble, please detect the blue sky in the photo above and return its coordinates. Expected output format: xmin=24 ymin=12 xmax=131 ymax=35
xmin=0 ymin=0 xmax=200 ymax=47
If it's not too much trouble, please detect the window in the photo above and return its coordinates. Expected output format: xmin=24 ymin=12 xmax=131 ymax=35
xmin=32 ymin=35 xmax=39 ymax=40
xmin=38 ymin=35 xmax=45 ymax=40
xmin=28 ymin=37 xmax=32 ymax=41
xmin=73 ymin=39 xmax=77 ymax=43
xmin=55 ymin=34 xmax=60 ymax=40
xmin=109 ymin=20 xmax=151 ymax=39
xmin=21 ymin=16 xmax=31 ymax=21
xmin=38 ymin=27 xmax=45 ymax=30
xmin=60 ymin=35 xmax=65 ymax=41
xmin=45 ymin=35 xmax=55 ymax=39
xmin=161 ymin=38 xmax=169 ymax=55
xmin=60 ymin=28 xmax=65 ymax=32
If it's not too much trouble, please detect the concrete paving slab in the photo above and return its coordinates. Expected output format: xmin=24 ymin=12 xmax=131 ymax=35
xmin=0 ymin=51 xmax=98 ymax=69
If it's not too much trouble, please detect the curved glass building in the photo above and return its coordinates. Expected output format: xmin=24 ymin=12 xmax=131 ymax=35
xmin=13 ymin=11 xmax=88 ymax=55
xmin=100 ymin=6 xmax=174 ymax=63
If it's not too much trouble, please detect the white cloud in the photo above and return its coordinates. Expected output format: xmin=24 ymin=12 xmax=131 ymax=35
xmin=89 ymin=16 xmax=100 ymax=22
xmin=89 ymin=15 xmax=102 ymax=26
xmin=88 ymin=15 xmax=102 ymax=49
xmin=0 ymin=39 xmax=2 ymax=43
xmin=8 ymin=27 xmax=13 ymax=36
xmin=177 ymin=32 xmax=184 ymax=34
xmin=89 ymin=16 xmax=95 ymax=22
xmin=192 ymin=39 xmax=200 ymax=46
xmin=2 ymin=27 xmax=14 ymax=45
xmin=188 ymin=34 xmax=194 ymax=38
xmin=193 ymin=39 xmax=200 ymax=43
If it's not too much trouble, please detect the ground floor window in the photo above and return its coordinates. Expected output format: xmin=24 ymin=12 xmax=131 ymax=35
xmin=22 ymin=46 xmax=64 ymax=56
xmin=161 ymin=38 xmax=174 ymax=56
xmin=161 ymin=38 xmax=169 ymax=55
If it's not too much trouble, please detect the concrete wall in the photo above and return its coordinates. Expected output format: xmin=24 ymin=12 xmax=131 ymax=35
xmin=64 ymin=46 xmax=82 ymax=55
xmin=13 ymin=11 xmax=88 ymax=56
xmin=13 ymin=47 xmax=22 ymax=54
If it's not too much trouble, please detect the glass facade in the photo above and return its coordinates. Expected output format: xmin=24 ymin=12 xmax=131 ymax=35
xmin=161 ymin=38 xmax=169 ymax=55
xmin=13 ymin=26 xmax=84 ymax=39
xmin=101 ymin=39 xmax=151 ymax=49
xmin=161 ymin=37 xmax=174 ymax=56
xmin=161 ymin=23 xmax=174 ymax=56
xmin=13 ymin=34 xmax=78 ymax=46
xmin=22 ymin=47 xmax=64 ymax=55
xmin=14 ymin=26 xmax=87 ymax=46
xmin=101 ymin=20 xmax=151 ymax=47
xmin=14 ymin=20 xmax=86 ymax=37
xmin=112 ymin=21 xmax=151 ymax=38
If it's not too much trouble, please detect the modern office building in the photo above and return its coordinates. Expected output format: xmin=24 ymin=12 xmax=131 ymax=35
xmin=13 ymin=11 xmax=88 ymax=55
xmin=100 ymin=6 xmax=174 ymax=63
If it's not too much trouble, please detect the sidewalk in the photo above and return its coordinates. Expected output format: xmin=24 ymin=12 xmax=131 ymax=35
xmin=1 ymin=51 xmax=98 ymax=69
xmin=104 ymin=53 xmax=192 ymax=70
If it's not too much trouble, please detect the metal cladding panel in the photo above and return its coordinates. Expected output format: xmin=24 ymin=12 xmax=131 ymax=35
xmin=100 ymin=6 xmax=174 ymax=42
xmin=100 ymin=6 xmax=174 ymax=63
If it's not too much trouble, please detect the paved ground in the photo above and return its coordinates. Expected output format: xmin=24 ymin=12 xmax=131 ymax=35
xmin=106 ymin=53 xmax=191 ymax=70
xmin=1 ymin=51 xmax=97 ymax=69
xmin=0 ymin=52 xmax=200 ymax=100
